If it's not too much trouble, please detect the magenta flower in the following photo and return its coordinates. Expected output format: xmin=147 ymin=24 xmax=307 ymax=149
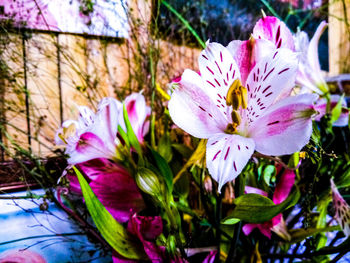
xmin=243 ymin=168 xmax=295 ymax=239
xmin=70 ymin=158 xmax=145 ymax=223
xmin=168 ymin=41 xmax=317 ymax=192
xmin=331 ymin=179 xmax=350 ymax=237
xmin=252 ymin=16 xmax=349 ymax=126
xmin=112 ymin=214 xmax=164 ymax=263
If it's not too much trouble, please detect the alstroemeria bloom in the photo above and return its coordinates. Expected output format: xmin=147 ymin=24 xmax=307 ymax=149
xmin=56 ymin=93 xmax=151 ymax=164
xmin=243 ymin=168 xmax=295 ymax=239
xmin=56 ymin=97 xmax=121 ymax=164
xmin=168 ymin=41 xmax=317 ymax=191
xmin=67 ymin=158 xmax=145 ymax=223
xmin=253 ymin=16 xmax=349 ymax=126
xmin=331 ymin=179 xmax=350 ymax=237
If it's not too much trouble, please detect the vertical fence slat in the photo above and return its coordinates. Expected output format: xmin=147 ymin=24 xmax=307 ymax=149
xmin=26 ymin=33 xmax=60 ymax=157
xmin=2 ymin=33 xmax=30 ymax=159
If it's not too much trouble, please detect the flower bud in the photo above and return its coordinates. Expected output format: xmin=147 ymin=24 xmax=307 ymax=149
xmin=166 ymin=234 xmax=177 ymax=256
xmin=136 ymin=167 xmax=164 ymax=198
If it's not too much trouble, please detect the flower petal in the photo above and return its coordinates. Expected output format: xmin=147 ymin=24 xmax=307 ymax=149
xmin=307 ymin=22 xmax=327 ymax=82
xmin=206 ymin=134 xmax=255 ymax=192
xmin=87 ymin=159 xmax=145 ymax=223
xmin=77 ymin=105 xmax=95 ymax=129
xmin=227 ymin=39 xmax=275 ymax=85
xmin=121 ymin=93 xmax=151 ymax=143
xmin=242 ymin=223 xmax=258 ymax=236
xmin=168 ymin=69 xmax=227 ymax=138
xmin=67 ymin=132 xmax=115 ymax=164
xmin=198 ymin=42 xmax=241 ymax=115
xmin=331 ymin=179 xmax=350 ymax=237
xmin=272 ymin=169 xmax=295 ymax=205
xmin=253 ymin=16 xmax=295 ymax=50
xmin=244 ymin=186 xmax=268 ymax=197
xmin=244 ymin=48 xmax=298 ymax=124
xmin=314 ymin=95 xmax=349 ymax=127
xmin=127 ymin=215 xmax=164 ymax=262
xmin=249 ymin=93 xmax=318 ymax=156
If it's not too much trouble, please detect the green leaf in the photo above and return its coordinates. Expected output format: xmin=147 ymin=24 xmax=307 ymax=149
xmin=158 ymin=132 xmax=173 ymax=163
xmin=224 ymin=190 xmax=300 ymax=223
xmin=288 ymin=152 xmax=300 ymax=169
xmin=74 ymin=166 xmax=146 ymax=260
xmin=123 ymin=104 xmax=143 ymax=159
xmin=288 ymin=226 xmax=340 ymax=244
xmin=331 ymin=94 xmax=345 ymax=124
xmin=221 ymin=218 xmax=240 ymax=225
xmin=151 ymin=149 xmax=173 ymax=193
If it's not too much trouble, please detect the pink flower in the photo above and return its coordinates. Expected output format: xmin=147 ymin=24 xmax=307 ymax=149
xmin=252 ymin=16 xmax=349 ymax=126
xmin=331 ymin=179 xmax=350 ymax=237
xmin=56 ymin=93 xmax=151 ymax=164
xmin=0 ymin=250 xmax=46 ymax=263
xmin=168 ymin=41 xmax=317 ymax=192
xmin=243 ymin=169 xmax=295 ymax=238
xmin=68 ymin=158 xmax=145 ymax=223
xmin=112 ymin=214 xmax=164 ymax=263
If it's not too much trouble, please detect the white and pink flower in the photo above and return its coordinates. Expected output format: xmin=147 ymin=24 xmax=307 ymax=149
xmin=56 ymin=93 xmax=151 ymax=165
xmin=252 ymin=16 xmax=349 ymax=126
xmin=168 ymin=41 xmax=317 ymax=192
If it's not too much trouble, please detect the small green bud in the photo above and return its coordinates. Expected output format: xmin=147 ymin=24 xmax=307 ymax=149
xmin=136 ymin=167 xmax=163 ymax=198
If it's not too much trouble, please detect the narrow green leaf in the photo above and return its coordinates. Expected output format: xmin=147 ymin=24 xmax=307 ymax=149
xmin=151 ymin=149 xmax=173 ymax=193
xmin=331 ymin=94 xmax=345 ymax=124
xmin=122 ymin=104 xmax=143 ymax=159
xmin=117 ymin=125 xmax=130 ymax=148
xmin=158 ymin=132 xmax=173 ymax=163
xmin=74 ymin=166 xmax=146 ymax=260
xmin=288 ymin=226 xmax=340 ymax=244
xmin=225 ymin=189 xmax=300 ymax=223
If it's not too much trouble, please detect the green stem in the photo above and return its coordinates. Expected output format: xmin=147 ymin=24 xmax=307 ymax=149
xmin=259 ymin=0 xmax=282 ymax=20
xmin=226 ymin=174 xmax=245 ymax=263
xmin=161 ymin=0 xmax=206 ymax=49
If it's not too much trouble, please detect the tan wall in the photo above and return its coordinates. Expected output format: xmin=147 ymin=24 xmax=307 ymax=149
xmin=0 ymin=29 xmax=200 ymax=158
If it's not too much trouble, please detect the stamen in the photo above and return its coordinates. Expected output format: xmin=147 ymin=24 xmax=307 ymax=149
xmin=226 ymin=79 xmax=248 ymax=110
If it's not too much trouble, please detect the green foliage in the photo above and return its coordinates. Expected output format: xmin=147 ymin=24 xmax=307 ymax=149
xmin=225 ymin=190 xmax=300 ymax=223
xmin=74 ymin=166 xmax=146 ymax=260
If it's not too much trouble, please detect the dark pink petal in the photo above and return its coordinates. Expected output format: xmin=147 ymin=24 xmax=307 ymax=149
xmin=226 ymin=39 xmax=275 ymax=85
xmin=249 ymin=93 xmax=318 ymax=156
xmin=257 ymin=222 xmax=273 ymax=239
xmin=202 ymin=251 xmax=217 ymax=263
xmin=314 ymin=95 xmax=349 ymax=127
xmin=273 ymin=169 xmax=295 ymax=205
xmin=244 ymin=48 xmax=298 ymax=125
xmin=242 ymin=223 xmax=258 ymax=236
xmin=331 ymin=179 xmax=350 ymax=237
xmin=127 ymin=215 xmax=164 ymax=262
xmin=168 ymin=69 xmax=227 ymax=138
xmin=87 ymin=160 xmax=145 ymax=223
xmin=206 ymin=134 xmax=255 ymax=192
xmin=198 ymin=42 xmax=241 ymax=117
xmin=253 ymin=16 xmax=295 ymax=50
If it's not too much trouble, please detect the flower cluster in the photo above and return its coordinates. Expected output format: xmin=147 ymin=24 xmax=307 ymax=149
xmin=56 ymin=15 xmax=350 ymax=262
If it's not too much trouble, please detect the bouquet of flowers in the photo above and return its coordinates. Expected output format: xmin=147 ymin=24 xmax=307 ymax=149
xmin=56 ymin=15 xmax=350 ymax=262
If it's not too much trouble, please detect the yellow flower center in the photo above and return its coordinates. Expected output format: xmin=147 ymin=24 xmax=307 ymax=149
xmin=225 ymin=79 xmax=248 ymax=134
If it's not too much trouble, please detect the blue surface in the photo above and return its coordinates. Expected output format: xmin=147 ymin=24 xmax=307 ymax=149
xmin=0 ymin=190 xmax=112 ymax=263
